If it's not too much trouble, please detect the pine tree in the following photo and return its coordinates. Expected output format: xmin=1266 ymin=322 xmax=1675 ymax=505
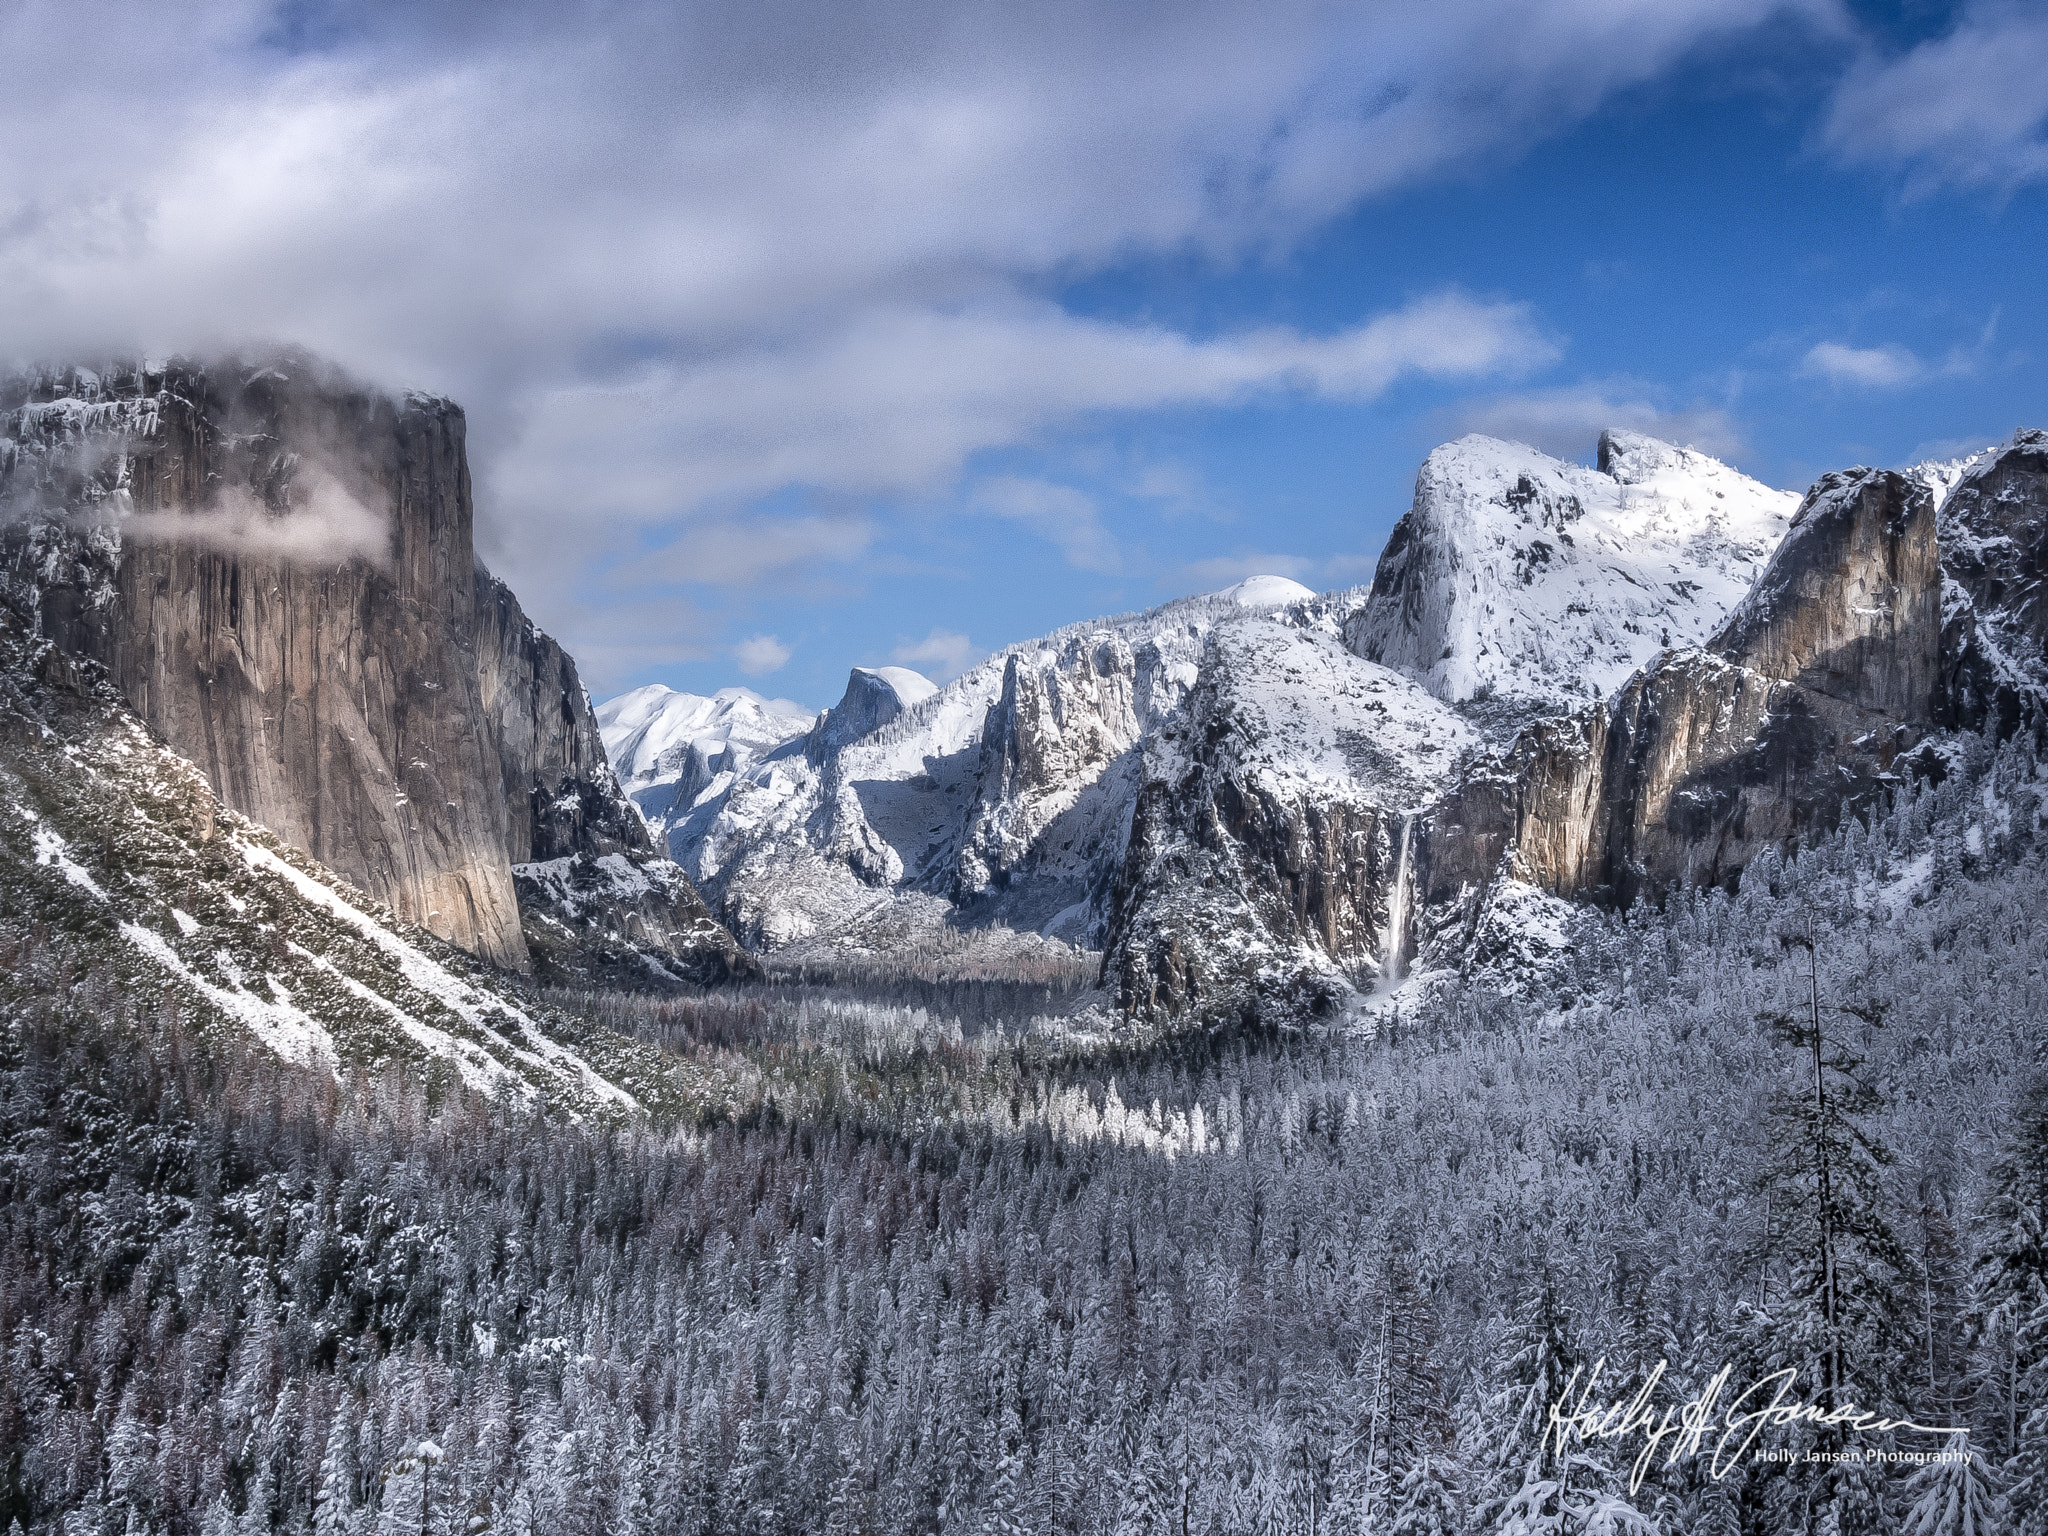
xmin=1754 ymin=928 xmax=1922 ymax=1533
xmin=1902 ymin=1433 xmax=2002 ymax=1536
xmin=980 ymin=1404 xmax=1031 ymax=1536
xmin=1388 ymin=1454 xmax=1462 ymax=1536
xmin=1971 ymin=1073 xmax=2048 ymax=1535
xmin=1476 ymin=1268 xmax=1578 ymax=1535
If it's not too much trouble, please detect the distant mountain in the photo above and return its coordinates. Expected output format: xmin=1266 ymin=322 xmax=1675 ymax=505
xmin=598 ymin=682 xmax=818 ymax=866
xmin=600 ymin=427 xmax=2048 ymax=1029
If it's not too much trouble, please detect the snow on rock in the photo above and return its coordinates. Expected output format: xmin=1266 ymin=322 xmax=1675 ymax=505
xmin=597 ymin=683 xmax=815 ymax=853
xmin=512 ymin=847 xmax=760 ymax=988
xmin=1212 ymin=574 xmax=1317 ymax=608
xmin=0 ymin=603 xmax=695 ymax=1116
xmin=1905 ymin=448 xmax=1995 ymax=511
xmin=1103 ymin=617 xmax=1482 ymax=1025
xmin=1934 ymin=428 xmax=2048 ymax=718
xmin=810 ymin=666 xmax=939 ymax=757
xmin=659 ymin=591 xmax=1326 ymax=965
xmin=1344 ymin=430 xmax=1797 ymax=725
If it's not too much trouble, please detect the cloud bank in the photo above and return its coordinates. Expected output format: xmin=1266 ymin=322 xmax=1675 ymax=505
xmin=0 ymin=0 xmax=1839 ymax=676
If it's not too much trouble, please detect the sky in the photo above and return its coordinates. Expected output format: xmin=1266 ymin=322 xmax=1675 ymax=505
xmin=2 ymin=1 xmax=2045 ymax=710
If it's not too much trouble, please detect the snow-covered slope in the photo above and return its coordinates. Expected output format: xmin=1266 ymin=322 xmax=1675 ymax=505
xmin=1344 ymin=431 xmax=1797 ymax=723
xmin=0 ymin=609 xmax=708 ymax=1118
xmin=629 ymin=589 xmax=1367 ymax=967
xmin=597 ymin=684 xmax=816 ymax=852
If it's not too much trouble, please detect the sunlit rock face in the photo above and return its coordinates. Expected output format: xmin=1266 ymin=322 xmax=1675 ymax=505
xmin=1426 ymin=455 xmax=1990 ymax=913
xmin=1 ymin=355 xmax=743 ymax=980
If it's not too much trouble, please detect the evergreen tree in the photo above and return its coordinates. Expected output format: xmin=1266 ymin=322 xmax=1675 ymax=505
xmin=1971 ymin=1073 xmax=2048 ymax=1534
xmin=1902 ymin=1434 xmax=2002 ymax=1536
xmin=1754 ymin=928 xmax=1922 ymax=1533
xmin=1389 ymin=1454 xmax=1462 ymax=1536
xmin=980 ymin=1405 xmax=1031 ymax=1536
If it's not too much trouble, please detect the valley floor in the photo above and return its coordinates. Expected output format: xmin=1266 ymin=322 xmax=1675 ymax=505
xmin=4 ymin=739 xmax=2046 ymax=1535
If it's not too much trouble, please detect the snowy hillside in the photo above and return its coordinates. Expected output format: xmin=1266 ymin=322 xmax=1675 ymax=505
xmin=1344 ymin=430 xmax=1797 ymax=722
xmin=0 ymin=612 xmax=705 ymax=1119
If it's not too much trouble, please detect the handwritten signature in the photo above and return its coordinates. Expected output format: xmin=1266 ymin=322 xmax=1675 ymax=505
xmin=1546 ymin=1360 xmax=1965 ymax=1494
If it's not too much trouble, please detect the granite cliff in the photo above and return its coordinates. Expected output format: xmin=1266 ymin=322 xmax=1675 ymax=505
xmin=0 ymin=356 xmax=749 ymax=985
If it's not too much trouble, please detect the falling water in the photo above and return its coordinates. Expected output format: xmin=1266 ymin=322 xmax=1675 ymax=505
xmin=1377 ymin=814 xmax=1416 ymax=995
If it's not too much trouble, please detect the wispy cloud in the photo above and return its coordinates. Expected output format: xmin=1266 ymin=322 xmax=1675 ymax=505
xmin=1441 ymin=382 xmax=1745 ymax=460
xmin=973 ymin=475 xmax=1122 ymax=574
xmin=1797 ymin=340 xmax=1924 ymax=388
xmin=732 ymin=634 xmax=794 ymax=677
xmin=889 ymin=629 xmax=986 ymax=685
xmin=605 ymin=515 xmax=875 ymax=590
xmin=1822 ymin=3 xmax=2048 ymax=197
xmin=499 ymin=292 xmax=1555 ymax=532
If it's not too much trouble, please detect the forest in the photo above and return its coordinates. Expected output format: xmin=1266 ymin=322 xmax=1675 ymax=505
xmin=2 ymin=731 xmax=2046 ymax=1536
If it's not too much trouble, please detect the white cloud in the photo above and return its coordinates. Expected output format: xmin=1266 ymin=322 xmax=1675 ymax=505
xmin=497 ymin=292 xmax=1555 ymax=524
xmin=1822 ymin=4 xmax=2048 ymax=196
xmin=889 ymin=630 xmax=986 ymax=685
xmin=973 ymin=475 xmax=1122 ymax=574
xmin=1798 ymin=341 xmax=1923 ymax=389
xmin=0 ymin=0 xmax=1834 ymax=659
xmin=732 ymin=634 xmax=794 ymax=676
xmin=601 ymin=515 xmax=874 ymax=591
xmin=1444 ymin=382 xmax=1746 ymax=459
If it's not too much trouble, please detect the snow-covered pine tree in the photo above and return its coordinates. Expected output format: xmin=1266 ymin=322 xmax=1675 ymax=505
xmin=1902 ymin=1433 xmax=2003 ymax=1536
xmin=1474 ymin=1266 xmax=1578 ymax=1534
xmin=1971 ymin=1071 xmax=2048 ymax=1535
xmin=980 ymin=1403 xmax=1031 ymax=1536
xmin=1753 ymin=925 xmax=1923 ymax=1533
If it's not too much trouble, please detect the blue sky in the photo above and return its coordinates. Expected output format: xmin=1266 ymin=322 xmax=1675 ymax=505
xmin=3 ymin=1 xmax=2044 ymax=708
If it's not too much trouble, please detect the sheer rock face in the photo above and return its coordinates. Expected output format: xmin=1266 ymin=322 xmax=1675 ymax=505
xmin=1101 ymin=618 xmax=1478 ymax=1025
xmin=1938 ymin=427 xmax=2048 ymax=731
xmin=473 ymin=571 xmax=648 ymax=867
xmin=954 ymin=639 xmax=1149 ymax=905
xmin=808 ymin=666 xmax=935 ymax=762
xmin=1 ymin=358 xmax=739 ymax=980
xmin=1428 ymin=465 xmax=1947 ymax=909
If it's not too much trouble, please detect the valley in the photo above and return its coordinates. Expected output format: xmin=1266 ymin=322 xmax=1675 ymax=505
xmin=3 ymin=357 xmax=2044 ymax=1534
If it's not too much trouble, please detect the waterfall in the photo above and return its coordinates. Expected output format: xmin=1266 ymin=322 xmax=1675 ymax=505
xmin=1377 ymin=815 xmax=1415 ymax=995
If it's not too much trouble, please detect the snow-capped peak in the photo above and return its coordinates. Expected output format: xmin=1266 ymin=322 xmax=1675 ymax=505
xmin=596 ymin=683 xmax=816 ymax=851
xmin=860 ymin=665 xmax=938 ymax=706
xmin=810 ymin=666 xmax=940 ymax=756
xmin=1212 ymin=574 xmax=1317 ymax=608
xmin=1343 ymin=431 xmax=1798 ymax=724
xmin=597 ymin=684 xmax=814 ymax=789
xmin=1904 ymin=447 xmax=1997 ymax=511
